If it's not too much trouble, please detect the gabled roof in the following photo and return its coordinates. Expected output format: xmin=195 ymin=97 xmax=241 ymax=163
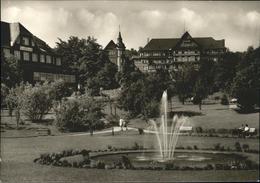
xmin=104 ymin=40 xmax=117 ymax=50
xmin=143 ymin=38 xmax=179 ymax=50
xmin=0 ymin=21 xmax=57 ymax=54
xmin=193 ymin=37 xmax=225 ymax=49
xmin=142 ymin=32 xmax=225 ymax=51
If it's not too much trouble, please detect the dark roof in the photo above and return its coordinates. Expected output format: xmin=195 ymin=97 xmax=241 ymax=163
xmin=0 ymin=21 xmax=56 ymax=54
xmin=193 ymin=37 xmax=225 ymax=49
xmin=143 ymin=38 xmax=179 ymax=50
xmin=1 ymin=21 xmax=11 ymax=47
xmin=104 ymin=40 xmax=117 ymax=50
xmin=143 ymin=32 xmax=225 ymax=51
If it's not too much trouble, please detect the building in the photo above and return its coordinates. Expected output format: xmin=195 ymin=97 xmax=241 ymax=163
xmin=132 ymin=32 xmax=226 ymax=73
xmin=104 ymin=31 xmax=126 ymax=71
xmin=1 ymin=21 xmax=76 ymax=84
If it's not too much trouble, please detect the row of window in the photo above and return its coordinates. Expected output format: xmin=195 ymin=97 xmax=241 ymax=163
xmin=3 ymin=48 xmax=61 ymax=66
xmin=137 ymin=56 xmax=200 ymax=64
xmin=140 ymin=50 xmax=201 ymax=57
xmin=33 ymin=72 xmax=75 ymax=83
xmin=16 ymin=36 xmax=35 ymax=47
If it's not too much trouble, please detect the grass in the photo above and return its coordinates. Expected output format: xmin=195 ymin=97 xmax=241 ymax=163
xmin=1 ymin=131 xmax=259 ymax=182
xmin=1 ymin=98 xmax=259 ymax=182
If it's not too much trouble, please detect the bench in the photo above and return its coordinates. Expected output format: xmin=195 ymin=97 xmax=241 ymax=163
xmin=37 ymin=128 xmax=51 ymax=136
xmin=180 ymin=126 xmax=193 ymax=135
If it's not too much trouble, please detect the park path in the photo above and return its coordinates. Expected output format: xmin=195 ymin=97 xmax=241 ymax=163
xmin=66 ymin=126 xmax=158 ymax=137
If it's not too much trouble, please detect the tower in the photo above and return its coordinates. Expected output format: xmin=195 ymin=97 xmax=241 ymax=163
xmin=116 ymin=28 xmax=125 ymax=72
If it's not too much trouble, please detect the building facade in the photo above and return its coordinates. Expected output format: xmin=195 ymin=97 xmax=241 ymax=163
xmin=1 ymin=21 xmax=76 ymax=84
xmin=132 ymin=32 xmax=226 ymax=73
xmin=104 ymin=31 xmax=126 ymax=71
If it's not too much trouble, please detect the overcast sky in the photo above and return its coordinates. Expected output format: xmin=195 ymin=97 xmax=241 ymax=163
xmin=1 ymin=1 xmax=260 ymax=51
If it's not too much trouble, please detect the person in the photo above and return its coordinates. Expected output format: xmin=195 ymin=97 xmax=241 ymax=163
xmin=112 ymin=126 xmax=114 ymax=136
xmin=238 ymin=124 xmax=244 ymax=138
xmin=124 ymin=120 xmax=128 ymax=131
xmin=119 ymin=118 xmax=123 ymax=131
xmin=244 ymin=124 xmax=249 ymax=138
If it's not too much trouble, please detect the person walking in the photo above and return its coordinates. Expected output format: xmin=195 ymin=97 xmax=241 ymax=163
xmin=244 ymin=124 xmax=249 ymax=138
xmin=119 ymin=118 xmax=123 ymax=131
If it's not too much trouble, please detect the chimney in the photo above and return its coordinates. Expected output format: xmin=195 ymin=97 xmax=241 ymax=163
xmin=147 ymin=37 xmax=150 ymax=44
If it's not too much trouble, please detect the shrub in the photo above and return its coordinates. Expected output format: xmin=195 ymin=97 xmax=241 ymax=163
xmin=5 ymin=89 xmax=17 ymax=117
xmin=208 ymin=128 xmax=216 ymax=133
xmin=193 ymin=145 xmax=198 ymax=150
xmin=132 ymin=142 xmax=140 ymax=150
xmin=21 ymin=83 xmax=53 ymax=122
xmin=221 ymin=94 xmax=229 ymax=105
xmin=234 ymin=142 xmax=242 ymax=152
xmin=164 ymin=163 xmax=174 ymax=170
xmin=96 ymin=161 xmax=106 ymax=169
xmin=217 ymin=128 xmax=229 ymax=134
xmin=48 ymin=79 xmax=73 ymax=102
xmin=186 ymin=146 xmax=192 ymax=150
xmin=195 ymin=127 xmax=203 ymax=133
xmin=121 ymin=156 xmax=133 ymax=169
xmin=1 ymin=83 xmax=9 ymax=109
xmin=214 ymin=143 xmax=221 ymax=150
xmin=55 ymin=96 xmax=105 ymax=132
xmin=242 ymin=144 xmax=249 ymax=152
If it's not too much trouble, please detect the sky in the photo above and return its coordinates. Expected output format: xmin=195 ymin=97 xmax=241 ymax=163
xmin=1 ymin=1 xmax=260 ymax=52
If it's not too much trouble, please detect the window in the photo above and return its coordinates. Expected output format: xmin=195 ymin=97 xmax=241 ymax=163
xmin=33 ymin=72 xmax=40 ymax=80
xmin=23 ymin=52 xmax=30 ymax=61
xmin=56 ymin=58 xmax=61 ymax=65
xmin=40 ymin=54 xmax=45 ymax=63
xmin=46 ymin=55 xmax=52 ymax=64
xmin=14 ymin=50 xmax=21 ymax=60
xmin=16 ymin=37 xmax=20 ymax=44
xmin=22 ymin=37 xmax=30 ymax=46
xmin=32 ymin=53 xmax=38 ymax=62
xmin=3 ymin=48 xmax=11 ymax=58
xmin=31 ymin=40 xmax=35 ymax=47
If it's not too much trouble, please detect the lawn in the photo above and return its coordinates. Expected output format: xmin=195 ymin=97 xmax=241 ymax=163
xmin=1 ymin=98 xmax=259 ymax=182
xmin=1 ymin=131 xmax=259 ymax=182
xmin=129 ymin=99 xmax=259 ymax=130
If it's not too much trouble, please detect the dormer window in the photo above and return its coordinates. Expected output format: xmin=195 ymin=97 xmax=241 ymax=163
xmin=22 ymin=37 xmax=30 ymax=46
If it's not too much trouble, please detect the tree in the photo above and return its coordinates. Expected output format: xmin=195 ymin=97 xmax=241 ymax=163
xmin=48 ymin=79 xmax=73 ymax=102
xmin=231 ymin=47 xmax=260 ymax=111
xmin=1 ymin=56 xmax=23 ymax=88
xmin=5 ymin=83 xmax=26 ymax=127
xmin=55 ymin=36 xmax=118 ymax=90
xmin=55 ymin=96 xmax=105 ymax=132
xmin=1 ymin=83 xmax=9 ymax=109
xmin=193 ymin=58 xmax=215 ymax=110
xmin=118 ymin=69 xmax=174 ymax=118
xmin=21 ymin=82 xmax=53 ymax=122
xmin=214 ymin=51 xmax=241 ymax=93
xmin=170 ymin=63 xmax=198 ymax=104
xmin=85 ymin=62 xmax=119 ymax=96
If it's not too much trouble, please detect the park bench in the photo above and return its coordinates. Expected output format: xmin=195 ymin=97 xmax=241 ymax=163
xmin=180 ymin=126 xmax=193 ymax=135
xmin=37 ymin=128 xmax=51 ymax=136
xmin=231 ymin=127 xmax=257 ymax=138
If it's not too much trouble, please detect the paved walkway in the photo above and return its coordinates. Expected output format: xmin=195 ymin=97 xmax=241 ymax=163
xmin=68 ymin=126 xmax=139 ymax=136
xmin=66 ymin=126 xmax=184 ymax=137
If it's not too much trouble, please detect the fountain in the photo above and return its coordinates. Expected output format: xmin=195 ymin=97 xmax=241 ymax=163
xmin=150 ymin=90 xmax=189 ymax=161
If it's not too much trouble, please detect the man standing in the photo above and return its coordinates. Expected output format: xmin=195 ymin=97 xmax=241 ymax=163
xmin=244 ymin=124 xmax=249 ymax=138
xmin=119 ymin=118 xmax=123 ymax=131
